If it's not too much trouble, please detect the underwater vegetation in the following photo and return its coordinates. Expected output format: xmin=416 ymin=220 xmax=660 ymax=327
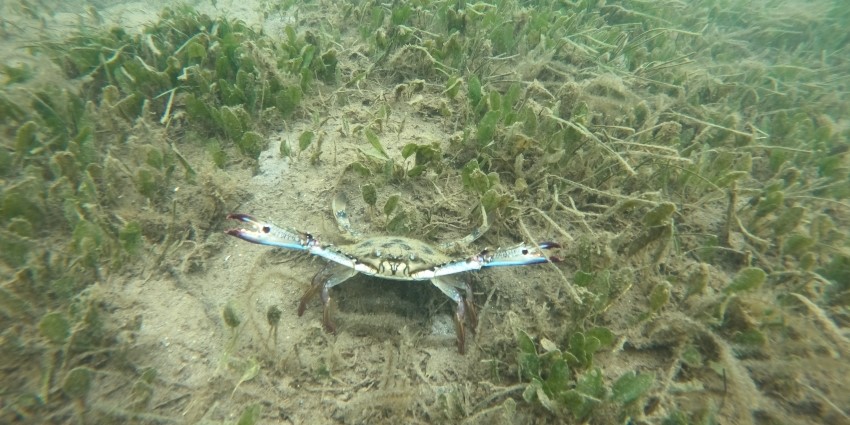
xmin=1 ymin=0 xmax=849 ymax=423
xmin=0 ymin=3 xmax=333 ymax=422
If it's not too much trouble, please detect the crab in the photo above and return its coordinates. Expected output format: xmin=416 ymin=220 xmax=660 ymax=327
xmin=225 ymin=194 xmax=560 ymax=354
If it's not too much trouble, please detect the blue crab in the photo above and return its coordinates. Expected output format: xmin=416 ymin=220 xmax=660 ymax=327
xmin=225 ymin=194 xmax=560 ymax=353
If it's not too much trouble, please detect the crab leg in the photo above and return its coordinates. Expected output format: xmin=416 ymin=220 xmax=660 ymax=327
xmin=298 ymin=263 xmax=358 ymax=333
xmin=431 ymin=276 xmax=478 ymax=354
xmin=438 ymin=206 xmax=490 ymax=252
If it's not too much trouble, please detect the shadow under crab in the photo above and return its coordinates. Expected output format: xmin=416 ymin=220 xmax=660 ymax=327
xmin=225 ymin=194 xmax=560 ymax=354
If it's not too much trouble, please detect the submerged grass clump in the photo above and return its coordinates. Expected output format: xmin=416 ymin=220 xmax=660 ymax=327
xmin=0 ymin=3 xmax=333 ymax=422
xmin=318 ymin=0 xmax=850 ymax=422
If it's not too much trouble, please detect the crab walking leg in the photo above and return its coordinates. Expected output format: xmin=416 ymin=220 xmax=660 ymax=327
xmin=432 ymin=276 xmax=477 ymax=354
xmin=438 ymin=206 xmax=490 ymax=252
xmin=298 ymin=263 xmax=358 ymax=333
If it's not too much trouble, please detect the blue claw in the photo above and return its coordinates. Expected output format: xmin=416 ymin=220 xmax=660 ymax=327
xmin=225 ymin=213 xmax=315 ymax=251
xmin=482 ymin=242 xmax=562 ymax=268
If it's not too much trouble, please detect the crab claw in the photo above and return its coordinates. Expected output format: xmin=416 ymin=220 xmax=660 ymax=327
xmin=538 ymin=242 xmax=563 ymax=263
xmin=424 ymin=241 xmax=562 ymax=279
xmin=225 ymin=213 xmax=315 ymax=251
xmin=482 ymin=241 xmax=562 ymax=267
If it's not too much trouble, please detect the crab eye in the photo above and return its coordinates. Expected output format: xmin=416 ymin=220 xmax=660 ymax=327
xmin=374 ymin=249 xmax=382 ymax=257
xmin=408 ymin=253 xmax=416 ymax=261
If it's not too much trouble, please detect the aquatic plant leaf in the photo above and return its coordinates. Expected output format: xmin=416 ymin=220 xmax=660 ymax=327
xmin=134 ymin=166 xmax=160 ymax=199
xmin=232 ymin=358 xmax=260 ymax=398
xmin=734 ymin=329 xmax=766 ymax=347
xmin=299 ymin=44 xmax=316 ymax=72
xmin=275 ymin=86 xmax=301 ymax=117
xmin=1 ymin=179 xmax=44 ymax=223
xmin=715 ymin=171 xmax=749 ymax=188
xmin=468 ymin=75 xmax=482 ymax=107
xmin=219 ymin=78 xmax=246 ymax=106
xmin=724 ymin=267 xmax=766 ymax=293
xmin=649 ymin=282 xmax=671 ymax=312
xmin=62 ymin=367 xmax=92 ymax=399
xmin=567 ymin=332 xmax=590 ymax=369
xmin=754 ymin=189 xmax=783 ymax=220
xmin=71 ymin=126 xmax=96 ymax=168
xmin=772 ymin=206 xmax=804 ymax=235
xmin=611 ymin=371 xmax=654 ymax=404
xmin=558 ymin=389 xmax=593 ymax=420
xmin=477 ymin=110 xmax=500 ymax=144
xmin=298 ymin=130 xmax=314 ymax=152
xmin=685 ymin=263 xmax=709 ymax=298
xmin=401 ymin=143 xmax=417 ymax=159
xmin=782 ymin=233 xmax=814 ymax=257
xmin=467 ymin=168 xmax=491 ymax=194
xmin=318 ymin=49 xmax=338 ymax=82
xmin=488 ymin=91 xmax=502 ymax=113
xmin=299 ymin=68 xmax=313 ymax=92
xmin=390 ymin=4 xmax=412 ymax=25
xmin=461 ymin=159 xmax=479 ymax=188
xmin=445 ymin=75 xmax=461 ymax=99
xmin=236 ymin=404 xmax=261 ymax=425
xmin=114 ymin=93 xmax=144 ymax=120
xmin=544 ymin=357 xmax=570 ymax=394
xmin=39 ymin=312 xmax=71 ymax=344
xmin=349 ymin=162 xmax=371 ymax=176
xmin=207 ymin=139 xmax=227 ymax=168
xmin=0 ymin=142 xmax=11 ymax=176
xmin=821 ymin=255 xmax=850 ymax=288
xmin=386 ymin=210 xmax=411 ymax=235
xmin=15 ymin=121 xmax=40 ymax=159
xmin=407 ymin=164 xmax=426 ymax=177
xmin=238 ymin=131 xmax=266 ymax=159
xmin=361 ymin=184 xmax=377 ymax=208
xmin=517 ymin=330 xmax=536 ymax=355
xmin=0 ymin=285 xmax=32 ymax=318
xmin=7 ymin=217 xmax=34 ymax=238
xmin=220 ymin=106 xmax=245 ymax=140
xmin=119 ymin=222 xmax=142 ymax=255
xmin=184 ymin=93 xmax=212 ymax=127
xmin=266 ymin=306 xmax=282 ymax=327
xmin=585 ymin=327 xmax=615 ymax=347
xmin=187 ymin=41 xmax=207 ymax=63
xmin=223 ymin=303 xmax=241 ymax=328
xmin=72 ymin=219 xmax=104 ymax=267
xmin=481 ymin=189 xmax=511 ymax=213
xmin=273 ymin=133 xmax=291 ymax=156
xmin=503 ymin=83 xmax=521 ymax=112
xmin=680 ymin=345 xmax=703 ymax=367
xmin=31 ymin=91 xmax=68 ymax=137
xmin=574 ymin=271 xmax=594 ymax=286
xmin=520 ymin=378 xmax=538 ymax=404
xmin=576 ymin=368 xmax=605 ymax=399
xmin=643 ymin=202 xmax=676 ymax=226
xmin=383 ymin=194 xmax=400 ymax=217
xmin=364 ymin=128 xmax=389 ymax=160
xmin=517 ymin=330 xmax=540 ymax=380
